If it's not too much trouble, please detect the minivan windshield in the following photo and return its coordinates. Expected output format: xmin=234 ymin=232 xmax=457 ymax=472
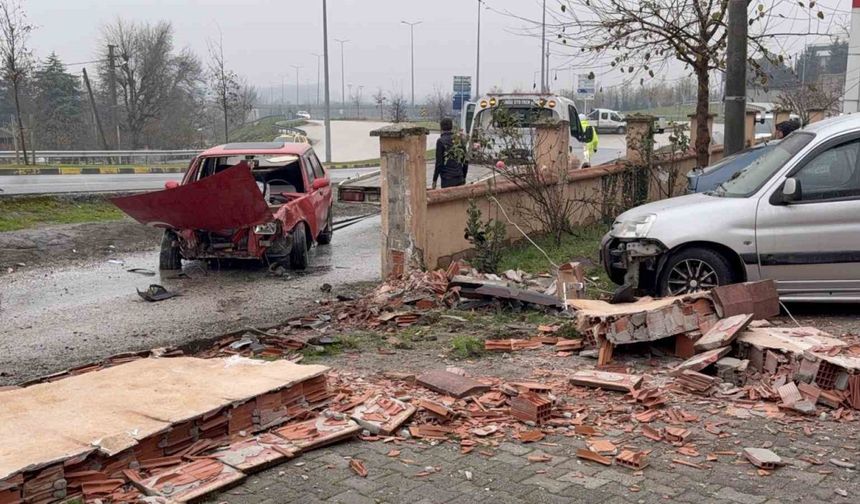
xmin=711 ymin=132 xmax=814 ymax=197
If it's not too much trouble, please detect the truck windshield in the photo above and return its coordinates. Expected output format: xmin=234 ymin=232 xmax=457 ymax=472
xmin=474 ymin=105 xmax=557 ymax=130
xmin=711 ymin=132 xmax=814 ymax=198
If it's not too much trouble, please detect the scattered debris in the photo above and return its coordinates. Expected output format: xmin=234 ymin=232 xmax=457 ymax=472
xmin=569 ymin=369 xmax=643 ymax=392
xmin=349 ymin=459 xmax=368 ymax=478
xmin=136 ymin=284 xmax=180 ymax=302
xmin=576 ymin=448 xmax=613 ymax=466
xmin=417 ymin=370 xmax=490 ymax=398
xmin=743 ymin=448 xmax=783 ymax=470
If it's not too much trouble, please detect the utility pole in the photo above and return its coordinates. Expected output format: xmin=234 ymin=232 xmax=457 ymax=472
xmin=356 ymin=85 xmax=364 ymax=117
xmin=312 ymin=52 xmax=322 ymax=106
xmin=107 ymin=44 xmax=120 ymax=149
xmin=545 ymin=42 xmax=550 ymax=93
xmin=540 ymin=0 xmax=547 ymax=93
xmin=323 ymin=0 xmax=332 ymax=162
xmin=401 ymin=20 xmax=421 ymax=109
xmin=291 ymin=64 xmax=302 ymax=108
xmin=475 ymin=0 xmax=482 ymax=100
xmin=82 ymin=68 xmax=109 ymax=150
xmin=335 ymin=38 xmax=349 ymax=106
xmin=724 ymin=0 xmax=747 ymax=156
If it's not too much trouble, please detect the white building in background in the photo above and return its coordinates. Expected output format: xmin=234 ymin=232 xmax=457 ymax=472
xmin=843 ymin=0 xmax=860 ymax=113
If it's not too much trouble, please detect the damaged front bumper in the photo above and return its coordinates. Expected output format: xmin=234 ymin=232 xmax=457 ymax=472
xmin=601 ymin=233 xmax=668 ymax=293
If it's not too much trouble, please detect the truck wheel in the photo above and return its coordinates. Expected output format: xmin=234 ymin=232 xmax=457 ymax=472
xmin=658 ymin=247 xmax=735 ymax=296
xmin=616 ymin=125 xmax=627 ymax=135
xmin=290 ymin=225 xmax=309 ymax=270
xmin=317 ymin=209 xmax=333 ymax=245
xmin=159 ymin=230 xmax=182 ymax=271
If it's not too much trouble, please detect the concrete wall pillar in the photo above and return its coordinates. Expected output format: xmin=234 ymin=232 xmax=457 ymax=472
xmin=807 ymin=108 xmax=827 ymax=124
xmin=370 ymin=124 xmax=429 ymax=279
xmin=688 ymin=113 xmax=716 ymax=162
xmin=744 ymin=109 xmax=758 ymax=147
xmin=534 ymin=120 xmax=570 ymax=174
xmin=624 ymin=115 xmax=655 ymax=165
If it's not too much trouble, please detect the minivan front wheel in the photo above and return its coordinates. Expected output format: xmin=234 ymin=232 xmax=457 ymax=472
xmin=658 ymin=247 xmax=735 ymax=296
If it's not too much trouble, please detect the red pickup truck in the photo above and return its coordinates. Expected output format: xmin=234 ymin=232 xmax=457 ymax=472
xmin=112 ymin=141 xmax=333 ymax=270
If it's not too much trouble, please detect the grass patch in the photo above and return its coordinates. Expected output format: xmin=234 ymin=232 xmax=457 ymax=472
xmin=496 ymin=225 xmax=614 ymax=297
xmin=450 ymin=335 xmax=484 ymax=359
xmin=229 ymin=117 xmax=307 ymax=142
xmin=0 ymin=196 xmax=125 ymax=232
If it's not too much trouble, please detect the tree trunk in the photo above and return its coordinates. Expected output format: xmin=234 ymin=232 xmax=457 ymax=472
xmin=222 ymin=97 xmax=229 ymax=143
xmin=694 ymin=68 xmax=710 ymax=167
xmin=12 ymin=81 xmax=28 ymax=165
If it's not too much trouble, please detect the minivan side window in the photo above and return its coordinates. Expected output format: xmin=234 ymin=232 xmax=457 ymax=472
xmin=601 ymin=112 xmax=608 ymax=120
xmin=794 ymin=139 xmax=860 ymax=202
xmin=611 ymin=113 xmax=622 ymax=122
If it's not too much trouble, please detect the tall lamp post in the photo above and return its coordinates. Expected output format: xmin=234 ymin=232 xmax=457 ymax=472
xmin=401 ymin=20 xmax=421 ymax=110
xmin=334 ymin=38 xmax=349 ymax=106
xmin=291 ymin=64 xmax=302 ymax=108
xmin=475 ymin=1 xmax=482 ymax=100
xmin=322 ymin=0 xmax=332 ymax=162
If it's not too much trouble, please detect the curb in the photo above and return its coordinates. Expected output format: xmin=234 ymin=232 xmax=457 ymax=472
xmin=325 ymin=162 xmax=379 ymax=170
xmin=0 ymin=166 xmax=187 ymax=176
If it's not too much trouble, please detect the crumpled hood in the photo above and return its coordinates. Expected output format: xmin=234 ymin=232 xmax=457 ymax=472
xmin=111 ymin=163 xmax=272 ymax=230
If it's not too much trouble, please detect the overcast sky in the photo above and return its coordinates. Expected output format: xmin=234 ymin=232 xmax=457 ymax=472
xmin=25 ymin=0 xmax=852 ymax=103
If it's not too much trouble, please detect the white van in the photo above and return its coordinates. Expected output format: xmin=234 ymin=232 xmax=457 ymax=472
xmin=464 ymin=93 xmax=595 ymax=163
xmin=587 ymin=108 xmax=627 ymax=134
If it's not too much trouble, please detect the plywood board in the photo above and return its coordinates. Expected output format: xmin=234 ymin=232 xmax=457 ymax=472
xmin=0 ymin=357 xmax=328 ymax=481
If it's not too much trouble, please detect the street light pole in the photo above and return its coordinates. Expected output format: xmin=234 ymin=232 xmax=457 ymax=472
xmin=475 ymin=0 xmax=482 ymax=100
xmin=322 ymin=0 xmax=332 ymax=162
xmin=335 ymin=38 xmax=349 ymax=106
xmin=291 ymin=64 xmax=302 ymax=107
xmin=540 ymin=0 xmax=546 ymax=93
xmin=401 ymin=20 xmax=421 ymax=110
xmin=312 ymin=52 xmax=322 ymax=106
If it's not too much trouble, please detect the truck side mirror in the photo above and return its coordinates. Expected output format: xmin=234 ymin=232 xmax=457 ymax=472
xmin=782 ymin=177 xmax=801 ymax=203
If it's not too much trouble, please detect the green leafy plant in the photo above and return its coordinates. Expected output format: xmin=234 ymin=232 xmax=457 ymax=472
xmin=464 ymin=199 xmax=507 ymax=274
xmin=450 ymin=335 xmax=484 ymax=359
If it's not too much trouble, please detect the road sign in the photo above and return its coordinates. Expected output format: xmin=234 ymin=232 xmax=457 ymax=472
xmin=576 ymin=74 xmax=595 ymax=97
xmin=453 ymin=75 xmax=472 ymax=111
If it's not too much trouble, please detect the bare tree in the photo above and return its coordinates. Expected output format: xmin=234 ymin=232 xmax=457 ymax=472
xmin=547 ymin=1 xmax=829 ymax=167
xmin=777 ymin=84 xmax=840 ymax=126
xmin=425 ymin=85 xmax=452 ymax=122
xmin=206 ymin=29 xmax=241 ymax=142
xmin=0 ymin=0 xmax=32 ymax=164
xmin=388 ymin=92 xmax=407 ymax=123
xmin=372 ymin=88 xmax=387 ymax=120
xmin=232 ymin=79 xmax=257 ymax=126
xmin=100 ymin=19 xmax=202 ymax=148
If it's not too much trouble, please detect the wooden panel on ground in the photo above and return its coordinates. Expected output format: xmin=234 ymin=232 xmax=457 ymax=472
xmin=0 ymin=357 xmax=328 ymax=482
xmin=569 ymin=370 xmax=643 ymax=392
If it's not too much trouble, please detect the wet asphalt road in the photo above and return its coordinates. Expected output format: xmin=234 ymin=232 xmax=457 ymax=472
xmin=0 ymin=216 xmax=381 ymax=385
xmin=0 ymin=168 xmax=378 ymax=196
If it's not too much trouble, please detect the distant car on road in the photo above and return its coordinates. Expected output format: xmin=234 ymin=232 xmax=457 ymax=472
xmin=587 ymin=108 xmax=626 ymax=134
xmin=296 ymin=111 xmax=311 ymax=120
xmin=112 ymin=141 xmax=333 ymax=271
xmin=686 ymin=142 xmax=777 ymax=193
xmin=602 ymin=114 xmax=860 ymax=301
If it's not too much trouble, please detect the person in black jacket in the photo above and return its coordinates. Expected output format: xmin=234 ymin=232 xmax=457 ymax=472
xmin=433 ymin=118 xmax=468 ymax=189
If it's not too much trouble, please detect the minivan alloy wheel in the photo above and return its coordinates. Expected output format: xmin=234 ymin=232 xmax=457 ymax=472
xmin=665 ymin=259 xmax=718 ymax=295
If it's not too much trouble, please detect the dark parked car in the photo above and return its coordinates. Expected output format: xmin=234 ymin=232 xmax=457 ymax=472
xmin=686 ymin=142 xmax=777 ymax=193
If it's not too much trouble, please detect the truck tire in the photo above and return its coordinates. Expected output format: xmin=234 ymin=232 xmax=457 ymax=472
xmin=159 ymin=230 xmax=182 ymax=271
xmin=290 ymin=225 xmax=309 ymax=270
xmin=317 ymin=208 xmax=333 ymax=245
xmin=658 ymin=247 xmax=735 ymax=297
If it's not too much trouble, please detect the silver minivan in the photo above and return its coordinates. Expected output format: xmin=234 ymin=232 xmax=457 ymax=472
xmin=601 ymin=114 xmax=860 ymax=301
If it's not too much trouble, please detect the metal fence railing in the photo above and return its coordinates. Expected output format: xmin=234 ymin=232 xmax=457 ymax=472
xmin=0 ymin=150 xmax=199 ymax=166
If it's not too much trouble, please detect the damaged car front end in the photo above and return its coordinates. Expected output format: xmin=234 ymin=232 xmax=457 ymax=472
xmin=601 ymin=214 xmax=668 ymax=293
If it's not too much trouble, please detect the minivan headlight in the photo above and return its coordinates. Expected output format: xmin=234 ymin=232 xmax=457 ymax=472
xmin=611 ymin=214 xmax=656 ymax=238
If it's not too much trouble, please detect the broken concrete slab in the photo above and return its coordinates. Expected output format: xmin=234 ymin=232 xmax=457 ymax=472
xmin=350 ymin=395 xmax=416 ymax=435
xmin=417 ymin=370 xmax=490 ymax=398
xmin=694 ymin=314 xmax=753 ymax=351
xmin=672 ymin=346 xmax=731 ymax=373
xmin=0 ymin=357 xmax=328 ymax=482
xmin=737 ymin=327 xmax=860 ymax=372
xmin=569 ymin=369 xmax=643 ymax=392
